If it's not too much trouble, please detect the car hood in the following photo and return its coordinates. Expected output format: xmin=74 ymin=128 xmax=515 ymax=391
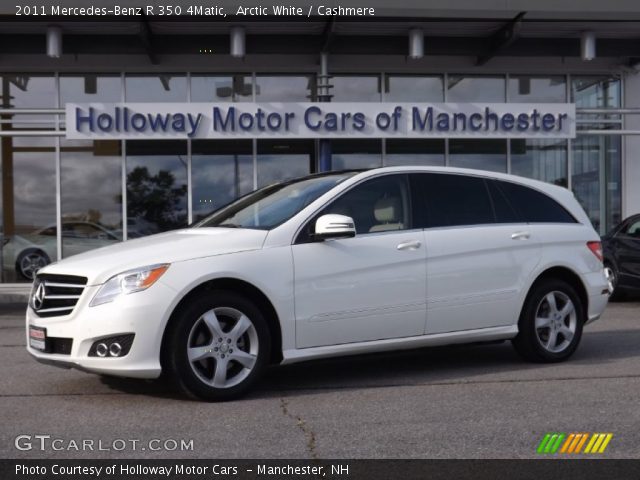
xmin=38 ymin=228 xmax=268 ymax=285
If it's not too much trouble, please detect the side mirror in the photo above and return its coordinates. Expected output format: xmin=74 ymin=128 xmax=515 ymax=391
xmin=313 ymin=214 xmax=356 ymax=240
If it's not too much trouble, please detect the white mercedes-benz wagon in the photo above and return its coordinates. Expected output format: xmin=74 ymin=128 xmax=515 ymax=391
xmin=26 ymin=167 xmax=610 ymax=400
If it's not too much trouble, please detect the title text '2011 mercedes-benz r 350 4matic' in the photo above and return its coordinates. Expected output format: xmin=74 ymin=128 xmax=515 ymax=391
xmin=26 ymin=167 xmax=610 ymax=400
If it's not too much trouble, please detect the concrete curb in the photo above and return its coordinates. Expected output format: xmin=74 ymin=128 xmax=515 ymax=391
xmin=0 ymin=285 xmax=30 ymax=304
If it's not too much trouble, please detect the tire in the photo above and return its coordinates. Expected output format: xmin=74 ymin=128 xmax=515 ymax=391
xmin=512 ymin=279 xmax=585 ymax=363
xmin=604 ymin=262 xmax=624 ymax=301
xmin=164 ymin=290 xmax=271 ymax=401
xmin=16 ymin=249 xmax=50 ymax=281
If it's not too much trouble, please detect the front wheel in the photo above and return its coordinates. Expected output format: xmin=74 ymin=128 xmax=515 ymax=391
xmin=164 ymin=291 xmax=271 ymax=401
xmin=512 ymin=279 xmax=584 ymax=362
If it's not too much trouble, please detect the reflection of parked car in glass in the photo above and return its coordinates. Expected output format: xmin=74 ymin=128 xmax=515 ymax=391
xmin=602 ymin=214 xmax=640 ymax=299
xmin=4 ymin=222 xmax=119 ymax=280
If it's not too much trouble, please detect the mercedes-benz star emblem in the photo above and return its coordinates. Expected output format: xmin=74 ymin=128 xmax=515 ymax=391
xmin=32 ymin=282 xmax=45 ymax=311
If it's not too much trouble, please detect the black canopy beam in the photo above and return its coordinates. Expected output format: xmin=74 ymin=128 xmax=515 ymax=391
xmin=320 ymin=18 xmax=336 ymax=53
xmin=476 ymin=11 xmax=526 ymax=66
xmin=138 ymin=13 xmax=159 ymax=65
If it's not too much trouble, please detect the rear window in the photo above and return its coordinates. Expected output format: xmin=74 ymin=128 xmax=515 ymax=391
xmin=496 ymin=180 xmax=577 ymax=224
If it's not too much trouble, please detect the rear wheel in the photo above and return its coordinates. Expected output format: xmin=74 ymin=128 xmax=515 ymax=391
xmin=164 ymin=291 xmax=270 ymax=401
xmin=604 ymin=262 xmax=624 ymax=301
xmin=512 ymin=279 xmax=584 ymax=362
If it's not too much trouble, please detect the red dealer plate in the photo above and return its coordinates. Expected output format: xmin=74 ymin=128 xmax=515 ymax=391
xmin=28 ymin=325 xmax=46 ymax=351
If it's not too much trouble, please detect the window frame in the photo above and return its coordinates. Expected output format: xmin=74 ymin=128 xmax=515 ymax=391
xmin=293 ymin=173 xmax=419 ymax=244
xmin=620 ymin=218 xmax=640 ymax=238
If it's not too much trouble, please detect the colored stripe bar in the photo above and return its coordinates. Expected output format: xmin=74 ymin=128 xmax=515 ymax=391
xmin=544 ymin=434 xmax=559 ymax=454
xmin=560 ymin=434 xmax=575 ymax=453
xmin=537 ymin=434 xmax=552 ymax=454
xmin=591 ymin=434 xmax=607 ymax=453
xmin=584 ymin=434 xmax=599 ymax=453
xmin=574 ymin=433 xmax=589 ymax=453
xmin=567 ymin=433 xmax=582 ymax=453
xmin=598 ymin=434 xmax=613 ymax=453
xmin=550 ymin=434 xmax=566 ymax=453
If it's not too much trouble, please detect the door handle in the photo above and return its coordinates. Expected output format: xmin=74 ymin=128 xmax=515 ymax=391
xmin=397 ymin=240 xmax=422 ymax=251
xmin=511 ymin=231 xmax=530 ymax=240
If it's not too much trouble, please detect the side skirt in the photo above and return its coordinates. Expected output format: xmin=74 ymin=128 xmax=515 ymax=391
xmin=281 ymin=325 xmax=518 ymax=365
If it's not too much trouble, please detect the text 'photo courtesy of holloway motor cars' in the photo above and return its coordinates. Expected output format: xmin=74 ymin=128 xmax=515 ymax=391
xmin=26 ymin=167 xmax=611 ymax=401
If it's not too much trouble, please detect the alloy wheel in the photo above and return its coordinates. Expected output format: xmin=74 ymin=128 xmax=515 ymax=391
xmin=186 ymin=307 xmax=259 ymax=389
xmin=534 ymin=291 xmax=577 ymax=354
xmin=604 ymin=266 xmax=617 ymax=295
xmin=20 ymin=253 xmax=48 ymax=280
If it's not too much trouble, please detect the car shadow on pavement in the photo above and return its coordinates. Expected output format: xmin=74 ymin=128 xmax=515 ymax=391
xmin=97 ymin=324 xmax=640 ymax=401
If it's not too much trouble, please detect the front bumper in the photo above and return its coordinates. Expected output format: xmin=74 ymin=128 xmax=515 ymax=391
xmin=25 ymin=281 xmax=178 ymax=379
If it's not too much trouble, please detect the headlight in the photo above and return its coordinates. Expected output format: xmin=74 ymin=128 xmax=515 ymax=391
xmin=89 ymin=264 xmax=169 ymax=307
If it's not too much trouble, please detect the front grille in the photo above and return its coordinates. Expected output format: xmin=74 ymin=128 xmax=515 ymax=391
xmin=32 ymin=274 xmax=88 ymax=318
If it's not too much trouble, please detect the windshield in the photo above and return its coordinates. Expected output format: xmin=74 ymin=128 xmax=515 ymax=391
xmin=194 ymin=173 xmax=356 ymax=230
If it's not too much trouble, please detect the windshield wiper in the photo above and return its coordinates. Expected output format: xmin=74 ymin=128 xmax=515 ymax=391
xmin=218 ymin=223 xmax=243 ymax=228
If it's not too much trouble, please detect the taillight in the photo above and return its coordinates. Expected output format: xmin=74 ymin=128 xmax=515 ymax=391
xmin=587 ymin=241 xmax=603 ymax=262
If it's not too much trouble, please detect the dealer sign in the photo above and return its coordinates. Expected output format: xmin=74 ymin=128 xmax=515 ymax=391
xmin=65 ymin=102 xmax=576 ymax=140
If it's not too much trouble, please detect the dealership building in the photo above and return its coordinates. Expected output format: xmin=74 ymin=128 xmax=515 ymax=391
xmin=1 ymin=0 xmax=640 ymax=286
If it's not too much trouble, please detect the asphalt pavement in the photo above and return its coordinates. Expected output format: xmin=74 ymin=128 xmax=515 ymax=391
xmin=1 ymin=300 xmax=638 ymax=459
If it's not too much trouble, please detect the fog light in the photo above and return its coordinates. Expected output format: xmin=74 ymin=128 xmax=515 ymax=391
xmin=95 ymin=343 xmax=108 ymax=357
xmin=109 ymin=342 xmax=122 ymax=357
xmin=88 ymin=334 xmax=135 ymax=358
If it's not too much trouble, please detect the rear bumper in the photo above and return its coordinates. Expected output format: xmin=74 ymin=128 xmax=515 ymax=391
xmin=582 ymin=269 xmax=610 ymax=325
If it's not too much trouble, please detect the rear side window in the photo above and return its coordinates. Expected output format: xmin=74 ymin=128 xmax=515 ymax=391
xmin=419 ymin=174 xmax=495 ymax=228
xmin=496 ymin=180 xmax=577 ymax=223
xmin=487 ymin=181 xmax=520 ymax=224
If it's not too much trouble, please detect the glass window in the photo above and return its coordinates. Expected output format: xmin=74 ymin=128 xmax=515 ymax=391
xmin=322 ymin=174 xmax=410 ymax=234
xmin=487 ymin=180 xmax=520 ymax=224
xmin=192 ymin=140 xmax=253 ymax=222
xmin=623 ymin=219 xmax=640 ymax=237
xmin=60 ymin=75 xmax=121 ymax=104
xmin=197 ymin=173 xmax=354 ymax=230
xmin=510 ymin=139 xmax=568 ymax=187
xmin=385 ymin=139 xmax=445 ymax=166
xmin=191 ymin=75 xmax=252 ymax=102
xmin=508 ymin=76 xmax=566 ymax=103
xmin=385 ymin=75 xmax=443 ymax=102
xmin=1 ymin=75 xmax=56 ymax=127
xmin=255 ymin=76 xmax=316 ymax=102
xmin=449 ymin=139 xmax=507 ymax=172
xmin=571 ymin=135 xmax=622 ymax=234
xmin=420 ymin=173 xmax=494 ymax=228
xmin=125 ymin=140 xmax=188 ymax=237
xmin=60 ymin=139 xmax=123 ymax=258
xmin=125 ymin=74 xmax=187 ymax=102
xmin=572 ymin=76 xmax=621 ymax=109
xmin=59 ymin=75 xmax=124 ymax=258
xmin=332 ymin=76 xmax=381 ymax=102
xmin=1 ymin=137 xmax=57 ymax=282
xmin=257 ymin=140 xmax=312 ymax=188
xmin=497 ymin=181 xmax=576 ymax=224
xmin=447 ymin=75 xmax=505 ymax=102
xmin=331 ymin=139 xmax=382 ymax=170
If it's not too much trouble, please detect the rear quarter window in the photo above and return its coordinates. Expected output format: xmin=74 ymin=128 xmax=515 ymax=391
xmin=496 ymin=180 xmax=577 ymax=224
